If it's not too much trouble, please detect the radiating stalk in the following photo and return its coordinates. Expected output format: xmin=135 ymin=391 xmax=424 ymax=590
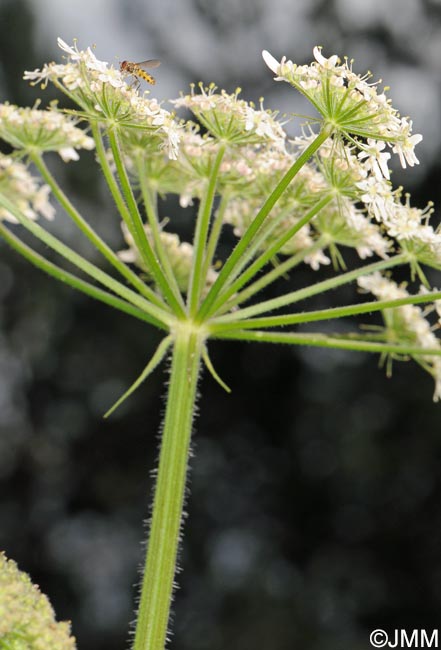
xmin=188 ymin=143 xmax=226 ymax=315
xmin=197 ymin=125 xmax=333 ymax=321
xmin=209 ymin=290 xmax=441 ymax=333
xmin=0 ymin=192 xmax=173 ymax=328
xmin=31 ymin=153 xmax=166 ymax=310
xmin=137 ymin=167 xmax=184 ymax=301
xmin=215 ymin=239 xmax=327 ymax=316
xmin=211 ymin=328 xmax=441 ymax=356
xmin=215 ymin=254 xmax=407 ymax=322
xmin=0 ymin=221 xmax=164 ymax=328
xmin=107 ymin=129 xmax=186 ymax=317
xmin=207 ymin=195 xmax=333 ymax=316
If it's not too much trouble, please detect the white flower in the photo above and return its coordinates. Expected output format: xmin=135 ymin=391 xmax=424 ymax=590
xmin=312 ymin=46 xmax=340 ymax=69
xmin=57 ymin=37 xmax=81 ymax=60
xmin=60 ymin=66 xmax=84 ymax=90
xmin=0 ymin=153 xmax=54 ymax=223
xmin=356 ymin=176 xmax=395 ymax=224
xmin=83 ymin=47 xmax=108 ymax=73
xmin=385 ymin=203 xmax=426 ymax=240
xmin=59 ymin=147 xmax=80 ymax=162
xmin=23 ymin=64 xmax=54 ymax=86
xmin=358 ymin=139 xmax=391 ymax=180
xmin=392 ymin=131 xmax=423 ymax=169
xmin=304 ymin=248 xmax=331 ymax=270
xmin=262 ymin=46 xmax=424 ymax=163
xmin=33 ymin=185 xmax=55 ymax=220
xmin=358 ymin=273 xmax=441 ymax=401
xmin=358 ymin=271 xmax=405 ymax=300
xmin=161 ymin=120 xmax=181 ymax=160
xmin=97 ymin=67 xmax=124 ymax=88
xmin=172 ymin=84 xmax=286 ymax=148
xmin=0 ymin=103 xmax=95 ymax=161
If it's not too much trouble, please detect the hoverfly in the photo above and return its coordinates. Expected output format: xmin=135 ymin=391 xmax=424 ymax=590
xmin=119 ymin=59 xmax=161 ymax=88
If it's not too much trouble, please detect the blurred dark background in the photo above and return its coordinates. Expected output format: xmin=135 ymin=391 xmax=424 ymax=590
xmin=1 ymin=1 xmax=441 ymax=649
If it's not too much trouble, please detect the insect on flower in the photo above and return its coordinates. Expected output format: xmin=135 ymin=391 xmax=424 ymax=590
xmin=119 ymin=59 xmax=161 ymax=88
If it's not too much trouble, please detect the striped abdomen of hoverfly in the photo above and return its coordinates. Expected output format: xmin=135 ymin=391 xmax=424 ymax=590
xmin=119 ymin=59 xmax=161 ymax=86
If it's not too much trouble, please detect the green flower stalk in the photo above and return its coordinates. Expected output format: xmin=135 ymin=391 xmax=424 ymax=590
xmin=1 ymin=38 xmax=441 ymax=650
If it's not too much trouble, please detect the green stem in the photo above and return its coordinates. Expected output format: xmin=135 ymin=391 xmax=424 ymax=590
xmin=0 ymin=221 xmax=165 ymax=329
xmin=207 ymin=202 xmax=298 ymax=307
xmin=0 ymin=192 xmax=173 ymax=328
xmin=133 ymin=323 xmax=205 ymax=650
xmin=31 ymin=152 xmax=167 ymax=310
xmin=107 ymin=128 xmax=186 ymax=317
xmin=208 ymin=194 xmax=333 ymax=315
xmin=209 ymin=290 xmax=441 ymax=332
xmin=217 ymin=239 xmax=327 ymax=316
xmin=197 ymin=125 xmax=333 ymax=321
xmin=201 ymin=193 xmax=229 ymax=282
xmin=91 ymin=121 xmax=145 ymax=240
xmin=188 ymin=143 xmax=226 ymax=315
xmin=212 ymin=328 xmax=441 ymax=356
xmin=137 ymin=166 xmax=183 ymax=300
xmin=91 ymin=123 xmax=184 ymax=316
xmin=217 ymin=253 xmax=407 ymax=322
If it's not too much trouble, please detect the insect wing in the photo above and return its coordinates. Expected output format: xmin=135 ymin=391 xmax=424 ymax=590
xmin=136 ymin=59 xmax=161 ymax=70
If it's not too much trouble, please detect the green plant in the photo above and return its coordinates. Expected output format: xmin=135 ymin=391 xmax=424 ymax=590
xmin=0 ymin=39 xmax=440 ymax=650
xmin=0 ymin=552 xmax=76 ymax=650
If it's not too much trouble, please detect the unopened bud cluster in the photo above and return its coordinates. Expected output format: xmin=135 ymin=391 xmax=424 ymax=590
xmin=0 ymin=553 xmax=76 ymax=650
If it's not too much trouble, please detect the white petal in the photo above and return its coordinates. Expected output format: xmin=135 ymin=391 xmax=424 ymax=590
xmin=57 ymin=37 xmax=79 ymax=59
xmin=262 ymin=50 xmax=280 ymax=74
xmin=313 ymin=46 xmax=339 ymax=68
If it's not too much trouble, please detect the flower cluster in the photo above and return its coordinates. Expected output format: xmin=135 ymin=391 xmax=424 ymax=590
xmin=358 ymin=182 xmax=441 ymax=270
xmin=24 ymin=38 xmax=180 ymax=160
xmin=291 ymin=129 xmax=441 ymax=270
xmin=169 ymin=127 xmax=283 ymax=207
xmin=0 ymin=103 xmax=94 ymax=161
xmin=358 ymin=273 xmax=441 ymax=401
xmin=0 ymin=153 xmax=54 ymax=222
xmin=222 ymin=154 xmax=331 ymax=268
xmin=172 ymin=83 xmax=286 ymax=147
xmin=218 ymin=130 xmax=394 ymax=268
xmin=0 ymin=552 xmax=76 ymax=650
xmin=24 ymin=37 xmax=127 ymax=94
xmin=0 ymin=36 xmax=438 ymax=409
xmin=262 ymin=47 xmax=423 ymax=175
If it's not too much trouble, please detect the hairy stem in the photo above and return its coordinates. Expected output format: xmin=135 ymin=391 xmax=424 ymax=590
xmin=209 ymin=290 xmax=441 ymax=332
xmin=133 ymin=324 xmax=205 ymax=650
xmin=212 ymin=328 xmax=441 ymax=356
